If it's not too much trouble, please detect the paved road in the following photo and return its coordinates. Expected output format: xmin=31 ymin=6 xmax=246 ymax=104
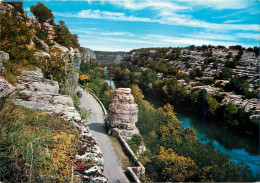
xmin=77 ymin=87 xmax=129 ymax=183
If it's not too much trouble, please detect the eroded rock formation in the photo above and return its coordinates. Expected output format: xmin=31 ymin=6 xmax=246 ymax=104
xmin=108 ymin=88 xmax=140 ymax=139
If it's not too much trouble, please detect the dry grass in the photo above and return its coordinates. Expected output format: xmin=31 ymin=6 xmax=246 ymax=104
xmin=109 ymin=136 xmax=133 ymax=170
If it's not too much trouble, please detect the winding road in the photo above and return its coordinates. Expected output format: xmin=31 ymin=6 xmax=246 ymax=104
xmin=77 ymin=86 xmax=129 ymax=183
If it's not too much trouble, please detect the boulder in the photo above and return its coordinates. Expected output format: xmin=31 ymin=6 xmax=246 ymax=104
xmin=0 ymin=51 xmax=9 ymax=74
xmin=52 ymin=42 xmax=69 ymax=53
xmin=0 ymin=51 xmax=9 ymax=63
xmin=0 ymin=76 xmax=15 ymax=98
xmin=16 ymin=68 xmax=59 ymax=94
xmin=34 ymin=51 xmax=51 ymax=59
xmin=35 ymin=37 xmax=50 ymax=52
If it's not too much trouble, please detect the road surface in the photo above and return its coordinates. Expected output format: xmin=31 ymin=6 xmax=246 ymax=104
xmin=77 ymin=87 xmax=129 ymax=183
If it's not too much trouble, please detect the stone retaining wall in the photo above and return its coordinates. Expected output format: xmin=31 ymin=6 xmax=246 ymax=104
xmin=89 ymin=91 xmax=107 ymax=115
xmin=112 ymin=129 xmax=145 ymax=182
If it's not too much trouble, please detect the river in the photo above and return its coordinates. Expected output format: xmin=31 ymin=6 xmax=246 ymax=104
xmin=177 ymin=114 xmax=259 ymax=177
xmin=105 ymin=79 xmax=116 ymax=90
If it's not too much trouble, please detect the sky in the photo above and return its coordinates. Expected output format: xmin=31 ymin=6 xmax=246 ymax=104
xmin=21 ymin=0 xmax=260 ymax=51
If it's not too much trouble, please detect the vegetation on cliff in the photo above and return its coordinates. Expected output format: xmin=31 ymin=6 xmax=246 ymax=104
xmin=0 ymin=2 xmax=83 ymax=182
xmin=0 ymin=1 xmax=80 ymax=93
xmin=0 ymin=100 xmax=82 ymax=182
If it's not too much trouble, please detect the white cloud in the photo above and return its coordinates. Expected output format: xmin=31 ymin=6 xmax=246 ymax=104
xmin=176 ymin=0 xmax=249 ymax=10
xmin=71 ymin=28 xmax=135 ymax=37
xmin=236 ymin=33 xmax=260 ymax=40
xmin=55 ymin=9 xmax=155 ymax=22
xmin=182 ymin=32 xmax=237 ymax=41
xmin=143 ymin=34 xmax=253 ymax=48
xmin=79 ymin=31 xmax=256 ymax=51
xmin=224 ymin=19 xmax=244 ymax=23
xmin=55 ymin=9 xmax=259 ymax=32
xmin=157 ymin=11 xmax=259 ymax=31
xmin=100 ymin=32 xmax=135 ymax=36
xmin=109 ymin=0 xmax=190 ymax=11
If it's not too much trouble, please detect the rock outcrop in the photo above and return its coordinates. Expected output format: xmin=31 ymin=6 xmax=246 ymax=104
xmin=81 ymin=47 xmax=97 ymax=63
xmin=34 ymin=51 xmax=51 ymax=59
xmin=0 ymin=76 xmax=15 ymax=98
xmin=96 ymin=52 xmax=125 ymax=65
xmin=34 ymin=37 xmax=50 ymax=52
xmin=51 ymin=44 xmax=97 ymax=93
xmin=43 ymin=22 xmax=55 ymax=44
xmin=108 ymin=88 xmax=139 ymax=139
xmin=12 ymin=68 xmax=107 ymax=182
xmin=0 ymin=51 xmax=9 ymax=74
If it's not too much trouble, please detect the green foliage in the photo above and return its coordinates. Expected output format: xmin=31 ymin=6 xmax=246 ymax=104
xmin=30 ymin=2 xmax=54 ymax=23
xmin=80 ymin=61 xmax=111 ymax=109
xmin=79 ymin=107 xmax=91 ymax=121
xmin=54 ymin=20 xmax=80 ymax=48
xmin=0 ymin=100 xmax=81 ymax=182
xmin=35 ymin=48 xmax=73 ymax=94
xmin=0 ymin=11 xmax=34 ymax=62
xmin=127 ymin=134 xmax=143 ymax=153
xmin=219 ymin=67 xmax=232 ymax=79
xmin=71 ymin=93 xmax=80 ymax=111
xmin=131 ymin=85 xmax=253 ymax=182
xmin=189 ymin=68 xmax=203 ymax=79
xmin=112 ymin=67 xmax=130 ymax=87
xmin=225 ymin=76 xmax=250 ymax=96
xmin=6 ymin=2 xmax=24 ymax=14
xmin=146 ymin=147 xmax=199 ymax=182
xmin=35 ymin=27 xmax=47 ymax=41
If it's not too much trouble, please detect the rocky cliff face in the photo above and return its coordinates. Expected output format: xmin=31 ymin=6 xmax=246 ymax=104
xmin=96 ymin=52 xmax=126 ymax=65
xmin=46 ymin=42 xmax=97 ymax=92
xmin=108 ymin=88 xmax=140 ymax=139
xmin=81 ymin=47 xmax=97 ymax=63
xmin=0 ymin=67 xmax=107 ymax=182
xmin=0 ymin=48 xmax=106 ymax=182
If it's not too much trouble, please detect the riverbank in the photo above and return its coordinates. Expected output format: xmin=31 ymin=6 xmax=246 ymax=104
xmin=144 ymin=94 xmax=259 ymax=177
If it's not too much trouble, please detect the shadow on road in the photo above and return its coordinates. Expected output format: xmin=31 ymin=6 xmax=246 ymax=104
xmin=88 ymin=122 xmax=107 ymax=134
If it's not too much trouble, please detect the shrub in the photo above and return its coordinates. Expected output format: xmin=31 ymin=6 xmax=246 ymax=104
xmin=0 ymin=100 xmax=81 ymax=182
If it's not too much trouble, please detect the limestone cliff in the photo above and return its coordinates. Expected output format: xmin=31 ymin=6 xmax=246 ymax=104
xmin=0 ymin=66 xmax=107 ymax=182
xmin=95 ymin=52 xmax=126 ymax=65
xmin=49 ymin=42 xmax=97 ymax=92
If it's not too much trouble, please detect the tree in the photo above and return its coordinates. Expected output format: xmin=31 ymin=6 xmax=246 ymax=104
xmin=223 ymin=102 xmax=239 ymax=127
xmin=225 ymin=76 xmax=249 ymax=96
xmin=30 ymin=2 xmax=54 ymax=23
xmin=213 ymin=61 xmax=218 ymax=69
xmin=0 ymin=11 xmax=33 ymax=62
xmin=6 ymin=2 xmax=24 ymax=14
xmin=54 ymin=20 xmax=73 ymax=48
xmin=146 ymin=147 xmax=198 ymax=182
xmin=219 ymin=67 xmax=232 ymax=79
xmin=131 ymin=84 xmax=144 ymax=104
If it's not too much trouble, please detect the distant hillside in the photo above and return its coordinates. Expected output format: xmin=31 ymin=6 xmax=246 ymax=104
xmin=94 ymin=51 xmax=127 ymax=65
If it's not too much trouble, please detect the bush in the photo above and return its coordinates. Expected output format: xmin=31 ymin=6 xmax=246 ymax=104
xmin=30 ymin=2 xmax=54 ymax=23
xmin=0 ymin=100 xmax=81 ymax=182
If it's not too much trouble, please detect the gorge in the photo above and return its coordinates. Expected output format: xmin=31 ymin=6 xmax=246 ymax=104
xmin=1 ymin=1 xmax=259 ymax=182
